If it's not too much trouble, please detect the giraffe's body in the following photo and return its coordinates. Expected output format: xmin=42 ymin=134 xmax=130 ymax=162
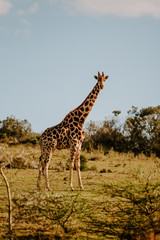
xmin=37 ymin=72 xmax=108 ymax=190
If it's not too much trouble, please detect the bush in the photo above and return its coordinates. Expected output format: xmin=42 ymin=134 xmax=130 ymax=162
xmin=89 ymin=156 xmax=101 ymax=161
xmin=80 ymin=154 xmax=88 ymax=171
xmin=0 ymin=116 xmax=39 ymax=145
xmin=81 ymin=173 xmax=160 ymax=240
xmin=99 ymin=168 xmax=106 ymax=173
xmin=90 ymin=165 xmax=98 ymax=171
xmin=0 ymin=116 xmax=31 ymax=139
xmin=13 ymin=192 xmax=84 ymax=236
xmin=66 ymin=154 xmax=88 ymax=171
xmin=84 ymin=106 xmax=160 ymax=158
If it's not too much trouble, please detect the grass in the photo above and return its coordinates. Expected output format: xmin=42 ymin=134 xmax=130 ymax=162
xmin=0 ymin=143 xmax=160 ymax=239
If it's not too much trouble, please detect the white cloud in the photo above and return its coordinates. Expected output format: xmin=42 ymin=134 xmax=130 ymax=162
xmin=15 ymin=20 xmax=31 ymax=36
xmin=29 ymin=2 xmax=39 ymax=14
xmin=61 ymin=0 xmax=160 ymax=18
xmin=15 ymin=28 xmax=31 ymax=36
xmin=16 ymin=9 xmax=25 ymax=16
xmin=21 ymin=19 xmax=31 ymax=26
xmin=0 ymin=0 xmax=12 ymax=15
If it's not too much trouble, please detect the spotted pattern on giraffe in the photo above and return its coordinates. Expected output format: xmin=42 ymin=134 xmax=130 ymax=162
xmin=37 ymin=72 xmax=109 ymax=191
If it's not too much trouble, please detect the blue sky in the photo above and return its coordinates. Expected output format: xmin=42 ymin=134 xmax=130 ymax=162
xmin=0 ymin=0 xmax=160 ymax=132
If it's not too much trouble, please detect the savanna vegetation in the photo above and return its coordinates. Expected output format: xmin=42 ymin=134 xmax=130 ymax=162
xmin=1 ymin=105 xmax=160 ymax=157
xmin=84 ymin=105 xmax=160 ymax=157
xmin=0 ymin=105 xmax=160 ymax=239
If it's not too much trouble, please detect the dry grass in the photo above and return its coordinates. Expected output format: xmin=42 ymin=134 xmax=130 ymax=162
xmin=0 ymin=143 xmax=160 ymax=239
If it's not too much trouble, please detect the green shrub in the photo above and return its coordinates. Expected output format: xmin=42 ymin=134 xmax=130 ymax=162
xmin=66 ymin=154 xmax=88 ymax=171
xmin=90 ymin=165 xmax=98 ymax=171
xmin=89 ymin=156 xmax=101 ymax=161
xmin=81 ymin=174 xmax=160 ymax=240
xmin=80 ymin=154 xmax=88 ymax=171
xmin=13 ymin=192 xmax=84 ymax=235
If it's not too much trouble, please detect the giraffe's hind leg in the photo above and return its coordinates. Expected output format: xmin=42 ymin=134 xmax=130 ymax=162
xmin=37 ymin=148 xmax=53 ymax=191
xmin=37 ymin=155 xmax=43 ymax=190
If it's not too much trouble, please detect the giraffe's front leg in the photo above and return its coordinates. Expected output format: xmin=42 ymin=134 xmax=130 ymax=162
xmin=75 ymin=146 xmax=84 ymax=190
xmin=44 ymin=164 xmax=51 ymax=191
xmin=70 ymin=147 xmax=75 ymax=191
xmin=76 ymin=162 xmax=84 ymax=190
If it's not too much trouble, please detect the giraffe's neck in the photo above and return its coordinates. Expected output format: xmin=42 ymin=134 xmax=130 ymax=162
xmin=73 ymin=82 xmax=102 ymax=127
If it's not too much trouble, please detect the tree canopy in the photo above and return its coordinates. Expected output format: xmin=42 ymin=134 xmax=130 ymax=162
xmin=84 ymin=105 xmax=160 ymax=157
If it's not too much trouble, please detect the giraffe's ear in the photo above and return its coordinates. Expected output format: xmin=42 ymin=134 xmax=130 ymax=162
xmin=105 ymin=75 xmax=109 ymax=80
xmin=94 ymin=75 xmax=98 ymax=79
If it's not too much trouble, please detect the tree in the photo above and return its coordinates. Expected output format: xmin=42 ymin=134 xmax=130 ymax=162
xmin=0 ymin=116 xmax=32 ymax=142
xmin=84 ymin=112 xmax=125 ymax=152
xmin=124 ymin=106 xmax=160 ymax=156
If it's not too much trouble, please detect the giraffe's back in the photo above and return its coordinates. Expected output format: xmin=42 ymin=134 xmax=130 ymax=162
xmin=40 ymin=122 xmax=70 ymax=150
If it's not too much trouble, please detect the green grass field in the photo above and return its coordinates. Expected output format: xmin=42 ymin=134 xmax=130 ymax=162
xmin=0 ymin=143 xmax=160 ymax=240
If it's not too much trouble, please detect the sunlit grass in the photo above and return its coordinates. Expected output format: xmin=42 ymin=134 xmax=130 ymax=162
xmin=0 ymin=143 xmax=160 ymax=239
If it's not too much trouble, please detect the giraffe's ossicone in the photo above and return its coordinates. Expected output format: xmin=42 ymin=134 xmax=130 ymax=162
xmin=37 ymin=72 xmax=109 ymax=190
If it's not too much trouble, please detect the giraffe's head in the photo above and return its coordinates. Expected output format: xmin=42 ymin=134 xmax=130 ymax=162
xmin=94 ymin=72 xmax=109 ymax=89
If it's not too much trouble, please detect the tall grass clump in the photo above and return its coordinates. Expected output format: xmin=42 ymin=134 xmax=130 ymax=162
xmin=80 ymin=172 xmax=160 ymax=240
xmin=80 ymin=154 xmax=88 ymax=171
xmin=13 ymin=192 xmax=85 ymax=238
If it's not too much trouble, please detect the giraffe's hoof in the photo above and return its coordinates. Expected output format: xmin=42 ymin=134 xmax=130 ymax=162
xmin=46 ymin=186 xmax=51 ymax=191
xmin=71 ymin=186 xmax=74 ymax=191
xmin=80 ymin=186 xmax=84 ymax=190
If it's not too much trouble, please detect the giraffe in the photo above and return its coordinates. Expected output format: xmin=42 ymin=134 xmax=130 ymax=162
xmin=37 ymin=72 xmax=109 ymax=190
